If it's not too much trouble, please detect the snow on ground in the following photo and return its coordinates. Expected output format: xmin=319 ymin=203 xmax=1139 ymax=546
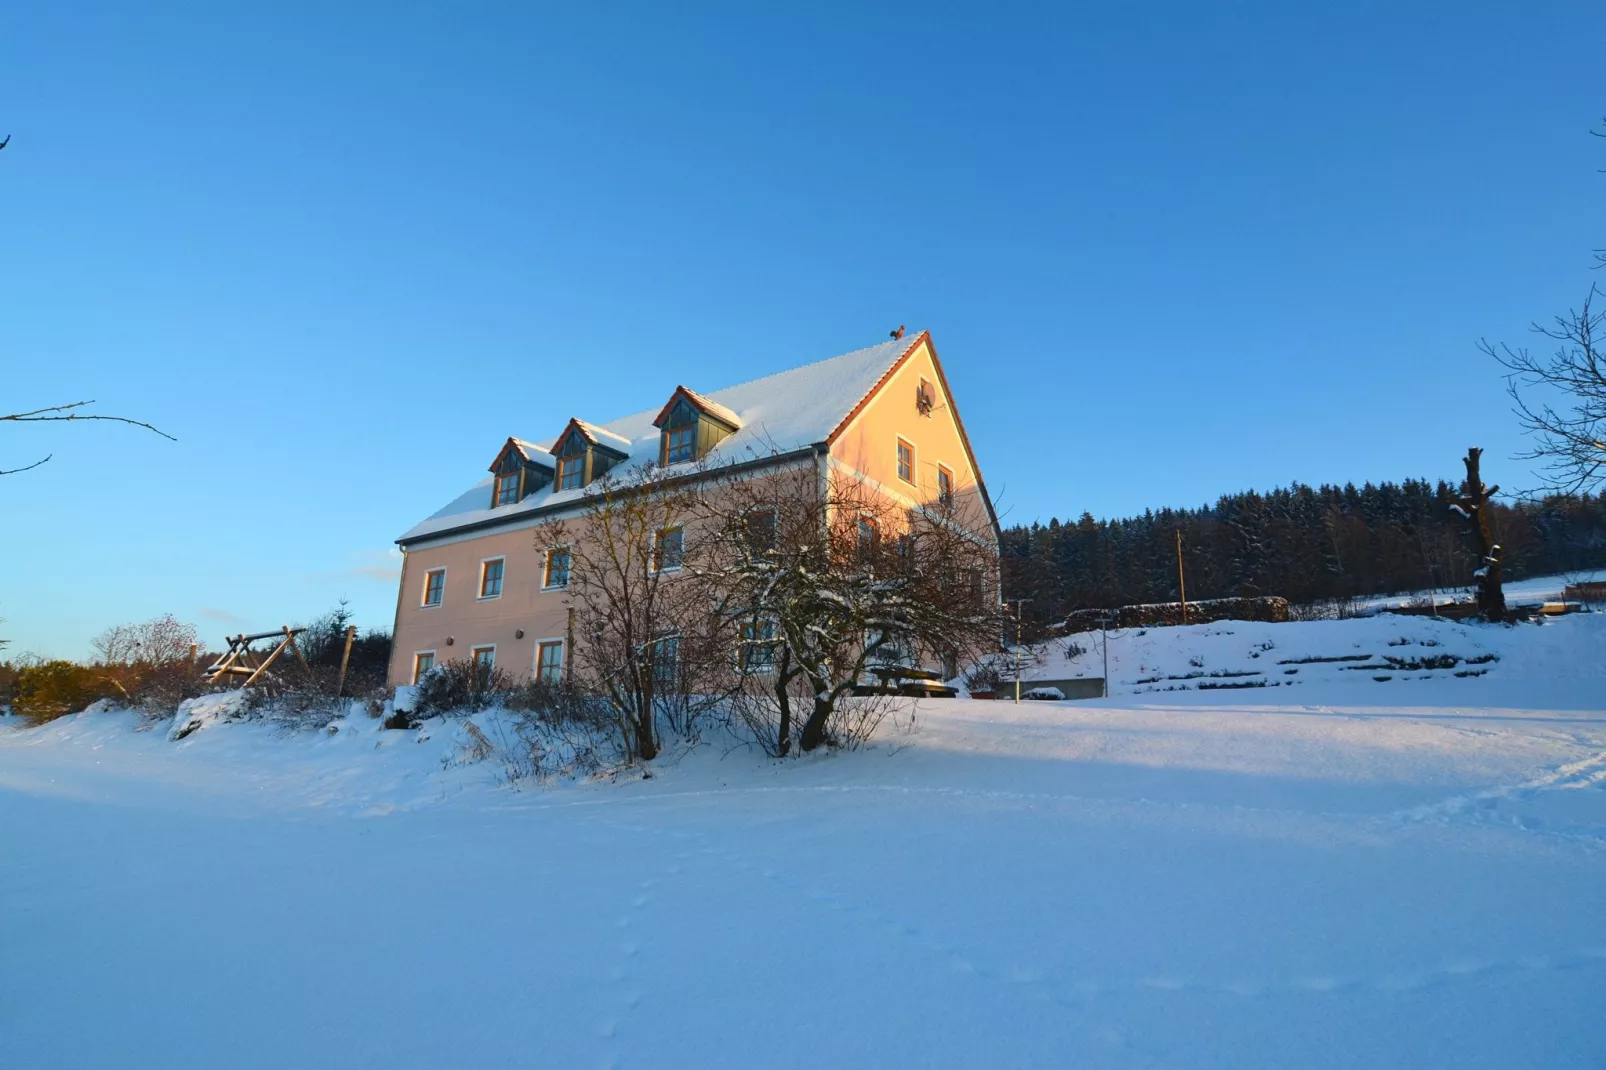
xmin=1353 ymin=568 xmax=1605 ymax=612
xmin=1025 ymin=605 xmax=1598 ymax=700
xmin=2 ymin=614 xmax=1604 ymax=1069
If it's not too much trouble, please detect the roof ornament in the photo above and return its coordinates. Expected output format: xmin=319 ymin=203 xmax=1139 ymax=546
xmin=890 ymin=325 xmax=905 ymax=340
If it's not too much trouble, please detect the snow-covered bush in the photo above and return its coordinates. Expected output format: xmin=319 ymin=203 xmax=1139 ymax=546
xmin=168 ymin=690 xmax=257 ymax=741
xmin=410 ymin=659 xmax=513 ymax=721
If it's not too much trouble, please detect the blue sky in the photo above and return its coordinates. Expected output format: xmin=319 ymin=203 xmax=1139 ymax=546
xmin=2 ymin=3 xmax=1602 ymax=658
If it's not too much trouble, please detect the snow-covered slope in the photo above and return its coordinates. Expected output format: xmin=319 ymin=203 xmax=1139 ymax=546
xmin=1 ymin=614 xmax=1603 ymax=1069
xmin=1024 ymin=609 xmax=1603 ymax=702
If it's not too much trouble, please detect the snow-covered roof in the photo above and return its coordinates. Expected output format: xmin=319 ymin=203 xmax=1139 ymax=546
xmin=400 ymin=333 xmax=921 ymax=544
xmin=655 ymin=385 xmax=742 ymax=431
xmin=565 ymin=419 xmax=634 ymax=458
xmin=507 ymin=438 xmax=554 ymax=469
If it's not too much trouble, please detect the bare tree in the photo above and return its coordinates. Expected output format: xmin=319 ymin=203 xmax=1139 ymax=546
xmin=1483 ymin=289 xmax=1606 ymax=496
xmin=1480 ymin=120 xmax=1606 ymax=497
xmin=3 ymin=401 xmax=176 ymax=475
xmin=697 ymin=459 xmax=1003 ymax=754
xmin=532 ymin=466 xmax=732 ymax=762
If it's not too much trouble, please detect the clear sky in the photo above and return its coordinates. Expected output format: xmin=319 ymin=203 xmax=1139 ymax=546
xmin=2 ymin=2 xmax=1602 ymax=659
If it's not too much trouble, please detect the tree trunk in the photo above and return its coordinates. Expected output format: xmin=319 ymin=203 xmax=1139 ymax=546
xmin=1462 ymin=448 xmax=1507 ymax=623
xmin=773 ymin=659 xmax=793 ymax=757
xmin=798 ymin=696 xmax=833 ymax=752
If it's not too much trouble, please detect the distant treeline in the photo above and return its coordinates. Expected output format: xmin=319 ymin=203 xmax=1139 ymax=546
xmin=1001 ymin=480 xmax=1606 ymax=632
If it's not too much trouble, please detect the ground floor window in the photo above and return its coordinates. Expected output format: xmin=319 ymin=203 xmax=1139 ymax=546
xmin=536 ymin=640 xmax=564 ymax=684
xmin=412 ymin=651 xmax=435 ymax=683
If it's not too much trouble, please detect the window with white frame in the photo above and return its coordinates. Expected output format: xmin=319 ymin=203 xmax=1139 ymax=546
xmin=422 ymin=568 xmax=446 ymax=607
xmin=651 ymin=634 xmax=680 ymax=688
xmin=743 ymin=507 xmax=777 ymax=559
xmin=479 ymin=558 xmax=505 ymax=599
xmin=536 ymin=640 xmax=564 ymax=684
xmin=651 ymin=526 xmax=684 ymax=573
xmin=739 ymin=617 xmax=778 ymax=673
xmin=543 ymin=546 xmax=571 ymax=589
xmin=471 ymin=645 xmax=496 ymax=683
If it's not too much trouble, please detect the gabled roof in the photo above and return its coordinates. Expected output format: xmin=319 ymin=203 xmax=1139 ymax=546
xmin=556 ymin=418 xmax=633 ymax=459
xmin=400 ymin=332 xmax=926 ymax=544
xmin=489 ymin=437 xmax=556 ymax=473
xmin=653 ymin=385 xmax=742 ymax=431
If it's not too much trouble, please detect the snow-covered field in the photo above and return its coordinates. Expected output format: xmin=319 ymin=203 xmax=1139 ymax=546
xmin=3 ymin=614 xmax=1604 ymax=1069
xmin=1353 ymin=568 xmax=1605 ymax=612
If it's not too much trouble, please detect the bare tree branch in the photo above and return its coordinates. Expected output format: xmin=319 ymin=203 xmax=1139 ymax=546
xmin=2 ymin=400 xmax=176 ymax=475
xmin=1481 ymin=284 xmax=1606 ymax=498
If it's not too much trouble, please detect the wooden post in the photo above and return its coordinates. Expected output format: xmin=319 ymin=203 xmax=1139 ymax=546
xmin=1175 ymin=529 xmax=1188 ymax=625
xmin=335 ymin=624 xmax=357 ymax=698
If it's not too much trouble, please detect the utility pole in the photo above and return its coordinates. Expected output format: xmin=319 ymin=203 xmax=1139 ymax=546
xmin=1007 ymin=599 xmax=1031 ymax=702
xmin=1175 ymin=528 xmax=1189 ymax=625
xmin=1101 ymin=613 xmax=1112 ymax=698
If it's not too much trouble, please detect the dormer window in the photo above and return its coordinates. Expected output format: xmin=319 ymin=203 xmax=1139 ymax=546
xmin=664 ymin=425 xmax=695 ymax=465
xmin=487 ymin=438 xmax=553 ymax=509
xmin=549 ymin=418 xmax=631 ymax=491
xmin=653 ymin=386 xmax=740 ymax=467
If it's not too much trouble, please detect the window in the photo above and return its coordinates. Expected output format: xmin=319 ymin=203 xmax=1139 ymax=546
xmin=896 ymin=439 xmax=915 ymax=484
xmin=937 ymin=465 xmax=953 ymax=505
xmin=479 ymin=558 xmax=505 ymax=599
xmin=557 ymin=455 xmax=584 ymax=490
xmin=739 ymin=617 xmax=778 ymax=673
xmin=422 ymin=568 xmax=446 ymax=607
xmin=652 ymin=526 xmax=684 ymax=573
xmin=543 ymin=547 xmax=571 ymax=589
xmin=471 ymin=645 xmax=496 ymax=684
xmin=536 ymin=640 xmax=564 ymax=684
xmin=857 ymin=516 xmax=879 ymax=559
xmin=412 ymin=651 xmax=435 ymax=683
xmin=743 ymin=508 xmax=777 ymax=558
xmin=651 ymin=634 xmax=680 ymax=688
xmin=663 ymin=425 xmax=695 ymax=465
xmin=494 ymin=471 xmax=522 ymax=506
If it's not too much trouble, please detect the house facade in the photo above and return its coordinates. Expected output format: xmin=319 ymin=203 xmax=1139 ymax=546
xmin=386 ymin=330 xmax=998 ymax=687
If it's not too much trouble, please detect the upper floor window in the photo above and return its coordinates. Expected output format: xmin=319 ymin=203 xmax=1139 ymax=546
xmin=937 ymin=465 xmax=953 ymax=505
xmin=653 ymin=388 xmax=739 ymax=468
xmin=743 ymin=507 xmax=777 ymax=558
xmin=544 ymin=547 xmax=571 ymax=589
xmin=495 ymin=471 xmax=522 ymax=506
xmin=897 ymin=439 xmax=915 ymax=484
xmin=857 ymin=516 xmax=879 ymax=559
xmin=652 ymin=526 xmax=684 ymax=573
xmin=422 ymin=568 xmax=446 ymax=607
xmin=479 ymin=558 xmax=505 ymax=599
xmin=664 ymin=425 xmax=695 ymax=465
xmin=557 ymin=455 xmax=584 ymax=490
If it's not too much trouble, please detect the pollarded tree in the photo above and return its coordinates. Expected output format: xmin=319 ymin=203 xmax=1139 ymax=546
xmin=697 ymin=459 xmax=1004 ymax=754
